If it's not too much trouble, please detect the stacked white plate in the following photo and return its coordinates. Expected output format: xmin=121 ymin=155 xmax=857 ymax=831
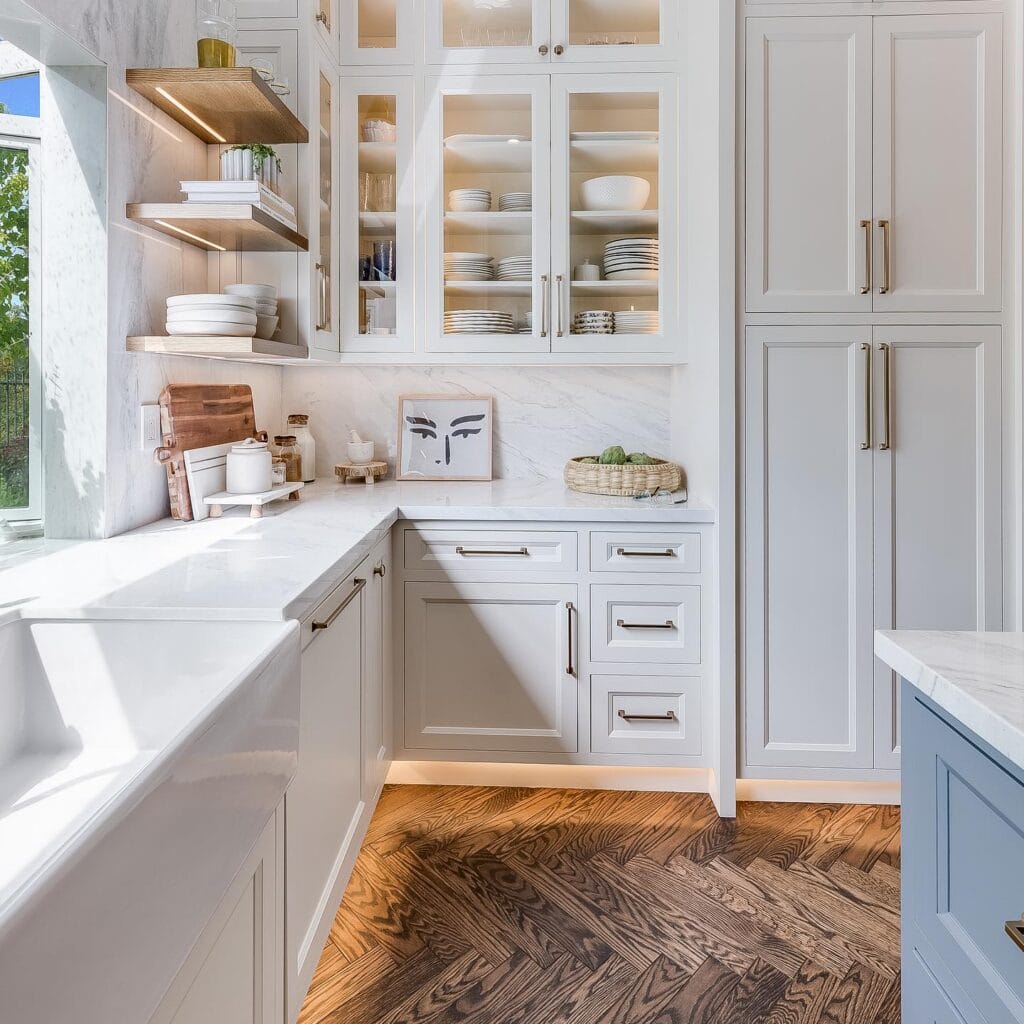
xmin=166 ymin=293 xmax=258 ymax=337
xmin=614 ymin=310 xmax=661 ymax=335
xmin=444 ymin=252 xmax=494 ymax=281
xmin=499 ymin=192 xmax=532 ymax=212
xmin=443 ymin=310 xmax=516 ymax=335
xmin=496 ymin=256 xmax=532 ymax=281
xmin=225 ymin=283 xmax=279 ymax=338
xmin=604 ymin=237 xmax=659 ymax=281
xmin=572 ymin=310 xmax=614 ymax=335
xmin=517 ymin=311 xmax=533 ymax=334
xmin=449 ymin=188 xmax=492 ymax=213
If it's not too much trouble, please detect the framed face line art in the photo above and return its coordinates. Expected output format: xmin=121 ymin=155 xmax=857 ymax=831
xmin=397 ymin=394 xmax=494 ymax=482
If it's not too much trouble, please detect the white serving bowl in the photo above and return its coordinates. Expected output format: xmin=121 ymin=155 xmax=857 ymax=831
xmin=256 ymin=301 xmax=278 ymax=316
xmin=225 ymin=283 xmax=278 ymax=300
xmin=449 ymin=199 xmax=492 ymax=213
xmin=579 ymin=175 xmax=651 ymax=212
xmin=167 ymin=307 xmax=257 ymax=325
xmin=256 ymin=314 xmax=279 ymax=338
xmin=166 ymin=321 xmax=258 ymax=337
xmin=361 ymin=119 xmax=396 ymax=143
xmin=167 ymin=293 xmax=258 ymax=311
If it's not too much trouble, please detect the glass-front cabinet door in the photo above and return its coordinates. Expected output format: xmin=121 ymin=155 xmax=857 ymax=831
xmin=340 ymin=79 xmax=414 ymax=353
xmin=424 ymin=76 xmax=551 ymax=354
xmin=312 ymin=64 xmax=339 ymax=352
xmin=551 ymin=75 xmax=678 ymax=356
xmin=425 ymin=0 xmax=552 ymax=65
xmin=551 ymin=0 xmax=678 ymax=62
xmin=341 ymin=0 xmax=414 ymax=65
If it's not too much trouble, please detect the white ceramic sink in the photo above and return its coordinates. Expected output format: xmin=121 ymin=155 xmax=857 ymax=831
xmin=0 ymin=611 xmax=300 ymax=1024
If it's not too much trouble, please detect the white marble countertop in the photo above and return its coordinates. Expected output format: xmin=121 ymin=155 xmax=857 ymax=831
xmin=0 ymin=480 xmax=714 ymax=621
xmin=875 ymin=630 xmax=1024 ymax=768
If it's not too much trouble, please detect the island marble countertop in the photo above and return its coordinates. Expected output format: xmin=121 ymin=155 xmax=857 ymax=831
xmin=875 ymin=630 xmax=1024 ymax=769
xmin=0 ymin=479 xmax=714 ymax=621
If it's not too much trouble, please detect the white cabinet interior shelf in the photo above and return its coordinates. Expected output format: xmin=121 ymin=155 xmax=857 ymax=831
xmin=571 ymin=210 xmax=659 ymax=233
xmin=443 ymin=140 xmax=533 ymax=172
xmin=444 ymin=211 xmax=533 ymax=235
xmin=570 ymin=139 xmax=659 ymax=173
xmin=444 ymin=280 xmax=532 ymax=297
xmin=570 ymin=280 xmax=658 ymax=296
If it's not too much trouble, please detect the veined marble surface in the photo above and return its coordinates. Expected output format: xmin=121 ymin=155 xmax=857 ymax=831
xmin=875 ymin=630 xmax=1024 ymax=768
xmin=0 ymin=480 xmax=714 ymax=622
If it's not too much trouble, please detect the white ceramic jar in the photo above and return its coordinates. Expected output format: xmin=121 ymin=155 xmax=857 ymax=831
xmin=287 ymin=414 xmax=316 ymax=482
xmin=226 ymin=438 xmax=273 ymax=494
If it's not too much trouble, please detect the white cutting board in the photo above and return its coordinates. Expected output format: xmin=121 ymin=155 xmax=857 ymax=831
xmin=183 ymin=440 xmax=239 ymax=522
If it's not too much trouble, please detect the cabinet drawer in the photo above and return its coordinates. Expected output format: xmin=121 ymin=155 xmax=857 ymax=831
xmin=591 ymin=674 xmax=702 ymax=757
xmin=590 ymin=531 xmax=701 ymax=573
xmin=903 ymin=690 xmax=1024 ymax=1024
xmin=404 ymin=529 xmax=577 ymax=573
xmin=591 ymin=585 xmax=701 ymax=664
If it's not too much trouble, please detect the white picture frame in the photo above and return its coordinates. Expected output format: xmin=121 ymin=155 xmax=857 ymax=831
xmin=397 ymin=394 xmax=494 ymax=481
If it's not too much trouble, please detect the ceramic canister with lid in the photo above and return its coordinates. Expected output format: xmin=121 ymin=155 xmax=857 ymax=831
xmin=287 ymin=413 xmax=316 ymax=482
xmin=226 ymin=437 xmax=273 ymax=494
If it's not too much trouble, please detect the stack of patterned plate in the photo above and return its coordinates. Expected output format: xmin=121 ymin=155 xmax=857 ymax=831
xmin=614 ymin=310 xmax=660 ymax=334
xmin=604 ymin=237 xmax=659 ymax=281
xmin=499 ymin=192 xmax=532 ymax=212
xmin=517 ymin=311 xmax=533 ymax=334
xmin=572 ymin=310 xmax=614 ymax=335
xmin=444 ymin=252 xmax=493 ymax=281
xmin=496 ymin=255 xmax=532 ymax=281
xmin=165 ymin=293 xmax=258 ymax=337
xmin=444 ymin=310 xmax=516 ymax=334
xmin=448 ymin=188 xmax=492 ymax=212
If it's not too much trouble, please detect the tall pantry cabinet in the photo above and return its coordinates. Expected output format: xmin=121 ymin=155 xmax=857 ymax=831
xmin=741 ymin=6 xmax=1005 ymax=779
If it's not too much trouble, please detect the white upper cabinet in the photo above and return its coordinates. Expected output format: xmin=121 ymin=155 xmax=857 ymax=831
xmin=425 ymin=0 xmax=552 ymax=64
xmin=341 ymin=0 xmax=415 ymax=65
xmin=551 ymin=0 xmax=679 ymax=63
xmin=745 ymin=19 xmax=872 ymax=313
xmin=872 ymin=15 xmax=1002 ymax=313
xmin=745 ymin=13 xmax=1003 ymax=315
xmin=311 ymin=53 xmax=339 ymax=354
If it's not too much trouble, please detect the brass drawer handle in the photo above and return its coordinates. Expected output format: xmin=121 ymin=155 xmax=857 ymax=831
xmin=616 ymin=548 xmax=676 ymax=558
xmin=566 ymin=601 xmax=576 ymax=677
xmin=456 ymin=546 xmax=529 ymax=557
xmin=1007 ymin=917 xmax=1024 ymax=953
xmin=859 ymin=219 xmax=872 ymax=294
xmin=860 ymin=342 xmax=872 ymax=450
xmin=618 ymin=710 xmax=676 ymax=723
xmin=312 ymin=578 xmax=366 ymax=631
xmin=616 ymin=619 xmax=676 ymax=630
xmin=878 ymin=218 xmax=892 ymax=294
xmin=878 ymin=342 xmax=892 ymax=451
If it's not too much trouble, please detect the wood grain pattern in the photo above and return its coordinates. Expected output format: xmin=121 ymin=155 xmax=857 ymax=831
xmin=299 ymin=787 xmax=901 ymax=1024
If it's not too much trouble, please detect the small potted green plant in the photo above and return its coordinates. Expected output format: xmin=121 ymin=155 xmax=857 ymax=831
xmin=220 ymin=143 xmax=281 ymax=192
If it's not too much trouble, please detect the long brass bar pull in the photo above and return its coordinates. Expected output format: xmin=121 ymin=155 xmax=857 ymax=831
xmin=618 ymin=710 xmax=677 ymax=723
xmin=860 ymin=220 xmax=872 ymax=294
xmin=616 ymin=619 xmax=676 ymax=630
xmin=878 ymin=219 xmax=891 ymax=294
xmin=878 ymin=343 xmax=892 ymax=451
xmin=540 ymin=274 xmax=549 ymax=338
xmin=860 ymin=343 xmax=872 ymax=450
xmin=616 ymin=547 xmax=675 ymax=558
xmin=565 ymin=601 xmax=576 ymax=677
xmin=556 ymin=274 xmax=565 ymax=337
xmin=1007 ymin=917 xmax=1024 ymax=952
xmin=312 ymin=578 xmax=366 ymax=631
xmin=456 ymin=546 xmax=529 ymax=557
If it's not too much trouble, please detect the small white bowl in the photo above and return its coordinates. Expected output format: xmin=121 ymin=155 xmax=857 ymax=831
xmin=167 ymin=293 xmax=258 ymax=311
xmin=256 ymin=301 xmax=278 ymax=316
xmin=256 ymin=314 xmax=279 ymax=338
xmin=347 ymin=440 xmax=375 ymax=465
xmin=225 ymin=283 xmax=278 ymax=300
xmin=579 ymin=175 xmax=651 ymax=212
xmin=361 ymin=119 xmax=396 ymax=143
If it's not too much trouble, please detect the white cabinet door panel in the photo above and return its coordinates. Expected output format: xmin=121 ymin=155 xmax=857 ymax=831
xmin=872 ymin=15 xmax=1002 ymax=312
xmin=744 ymin=327 xmax=875 ymax=770
xmin=872 ymin=327 xmax=1002 ymax=768
xmin=745 ymin=18 xmax=872 ymax=312
xmin=404 ymin=581 xmax=578 ymax=752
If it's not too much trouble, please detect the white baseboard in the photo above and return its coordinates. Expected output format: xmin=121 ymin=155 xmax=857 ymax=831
xmin=736 ymin=778 xmax=901 ymax=805
xmin=386 ymin=760 xmax=713 ymax=793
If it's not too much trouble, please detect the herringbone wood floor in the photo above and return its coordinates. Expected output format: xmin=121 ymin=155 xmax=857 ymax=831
xmin=299 ymin=787 xmax=901 ymax=1024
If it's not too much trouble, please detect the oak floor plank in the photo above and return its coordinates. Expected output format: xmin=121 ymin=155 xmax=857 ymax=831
xmin=802 ymin=805 xmax=882 ymax=871
xmin=298 ymin=946 xmax=395 ymax=1024
xmin=647 ymin=957 xmax=742 ymax=1024
xmin=841 ymin=806 xmax=902 ymax=872
xmin=421 ymin=949 xmax=549 ymax=1024
xmin=641 ymin=792 xmax=723 ymax=865
xmin=591 ymin=955 xmax=697 ymax=1024
xmin=828 ymin=859 xmax=901 ymax=913
xmin=756 ymin=960 xmax=842 ymax=1024
xmin=816 ymin=964 xmax=893 ymax=1024
xmin=708 ymin=957 xmax=792 ymax=1023
xmin=373 ymin=952 xmax=495 ymax=1024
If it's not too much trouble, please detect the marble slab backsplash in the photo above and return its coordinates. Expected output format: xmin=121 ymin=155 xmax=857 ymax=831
xmin=281 ymin=367 xmax=672 ymax=481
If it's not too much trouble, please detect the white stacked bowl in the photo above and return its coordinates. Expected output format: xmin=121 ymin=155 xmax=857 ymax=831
xmin=448 ymin=189 xmax=492 ymax=213
xmin=166 ymin=293 xmax=258 ymax=337
xmin=225 ymin=284 xmax=278 ymax=337
xmin=579 ymin=176 xmax=651 ymax=212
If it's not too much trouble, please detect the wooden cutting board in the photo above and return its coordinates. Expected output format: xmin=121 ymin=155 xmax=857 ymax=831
xmin=155 ymin=384 xmax=265 ymax=520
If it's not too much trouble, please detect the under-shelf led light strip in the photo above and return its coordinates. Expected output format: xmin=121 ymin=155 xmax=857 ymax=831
xmin=154 ymin=219 xmax=227 ymax=252
xmin=154 ymin=86 xmax=228 ymax=144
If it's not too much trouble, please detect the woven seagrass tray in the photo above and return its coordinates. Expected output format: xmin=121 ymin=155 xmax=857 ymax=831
xmin=564 ymin=456 xmax=683 ymax=497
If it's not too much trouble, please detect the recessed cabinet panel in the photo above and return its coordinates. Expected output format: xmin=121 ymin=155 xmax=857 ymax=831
xmin=590 ymin=531 xmax=700 ymax=573
xmin=591 ymin=673 xmax=702 ymax=756
xmin=591 ymin=584 xmax=700 ymax=664
xmin=404 ymin=529 xmax=578 ymax=573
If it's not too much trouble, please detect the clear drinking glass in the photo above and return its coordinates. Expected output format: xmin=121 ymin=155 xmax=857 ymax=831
xmin=196 ymin=0 xmax=238 ymax=67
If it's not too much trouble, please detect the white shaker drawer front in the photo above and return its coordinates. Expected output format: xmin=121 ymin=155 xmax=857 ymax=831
xmin=590 ymin=531 xmax=701 ymax=573
xmin=404 ymin=529 xmax=578 ymax=573
xmin=591 ymin=674 xmax=702 ymax=757
xmin=591 ymin=585 xmax=701 ymax=664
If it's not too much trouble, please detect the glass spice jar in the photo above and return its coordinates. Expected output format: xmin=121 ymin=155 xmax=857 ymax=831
xmin=286 ymin=413 xmax=316 ymax=483
xmin=272 ymin=435 xmax=302 ymax=483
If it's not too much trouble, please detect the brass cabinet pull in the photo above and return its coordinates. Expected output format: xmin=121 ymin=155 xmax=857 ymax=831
xmin=315 ymin=262 xmax=329 ymax=332
xmin=616 ymin=619 xmax=676 ymax=630
xmin=860 ymin=219 xmax=872 ymax=294
xmin=540 ymin=274 xmax=549 ymax=337
xmin=538 ymin=44 xmax=549 ymax=56
xmin=373 ymin=561 xmax=386 ymax=578
xmin=878 ymin=219 xmax=892 ymax=294
xmin=616 ymin=547 xmax=676 ymax=558
xmin=566 ymin=601 xmax=576 ymax=677
xmin=456 ymin=546 xmax=529 ymax=557
xmin=618 ymin=709 xmax=676 ymax=722
xmin=878 ymin=343 xmax=892 ymax=451
xmin=860 ymin=342 xmax=872 ymax=450
xmin=556 ymin=274 xmax=565 ymax=337
xmin=312 ymin=578 xmax=366 ymax=632
xmin=1006 ymin=917 xmax=1024 ymax=953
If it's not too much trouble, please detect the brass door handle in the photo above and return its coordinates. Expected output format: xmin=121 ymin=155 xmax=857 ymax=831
xmin=878 ymin=219 xmax=891 ymax=294
xmin=860 ymin=342 xmax=872 ymax=450
xmin=566 ymin=601 xmax=576 ymax=676
xmin=540 ymin=274 xmax=549 ymax=338
xmin=556 ymin=274 xmax=565 ymax=337
xmin=1006 ymin=917 xmax=1024 ymax=952
xmin=456 ymin=546 xmax=529 ymax=556
xmin=312 ymin=578 xmax=366 ymax=631
xmin=860 ymin=219 xmax=872 ymax=294
xmin=617 ymin=548 xmax=675 ymax=558
xmin=618 ymin=710 xmax=676 ymax=722
xmin=878 ymin=343 xmax=892 ymax=451
xmin=616 ymin=619 xmax=676 ymax=630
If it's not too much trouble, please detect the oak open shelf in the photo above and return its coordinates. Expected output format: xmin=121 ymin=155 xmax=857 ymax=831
xmin=126 ymin=68 xmax=308 ymax=144
xmin=127 ymin=335 xmax=312 ymax=363
xmin=126 ymin=203 xmax=308 ymax=252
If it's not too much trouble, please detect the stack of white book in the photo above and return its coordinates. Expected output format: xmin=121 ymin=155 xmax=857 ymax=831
xmin=180 ymin=180 xmax=297 ymax=231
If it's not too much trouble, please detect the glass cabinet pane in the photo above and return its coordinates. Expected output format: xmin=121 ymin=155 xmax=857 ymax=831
xmin=316 ymin=70 xmax=333 ymax=341
xmin=358 ymin=0 xmax=397 ymax=48
xmin=568 ymin=0 xmax=659 ymax=47
xmin=442 ymin=0 xmax=534 ymax=49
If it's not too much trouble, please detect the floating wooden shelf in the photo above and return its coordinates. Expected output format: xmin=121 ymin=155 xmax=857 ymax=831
xmin=126 ymin=68 xmax=308 ymax=144
xmin=127 ymin=335 xmax=311 ymax=363
xmin=127 ymin=203 xmax=308 ymax=252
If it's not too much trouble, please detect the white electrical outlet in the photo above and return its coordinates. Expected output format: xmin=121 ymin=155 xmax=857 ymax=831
xmin=140 ymin=404 xmax=161 ymax=452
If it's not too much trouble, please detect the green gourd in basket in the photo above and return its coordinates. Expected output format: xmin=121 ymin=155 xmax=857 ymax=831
xmin=565 ymin=446 xmax=683 ymax=496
